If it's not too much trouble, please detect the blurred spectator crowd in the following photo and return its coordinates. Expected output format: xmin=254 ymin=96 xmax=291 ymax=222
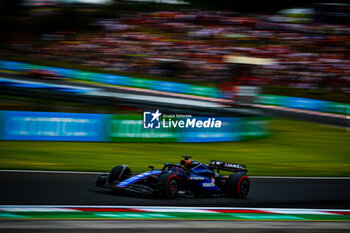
xmin=8 ymin=11 xmax=350 ymax=93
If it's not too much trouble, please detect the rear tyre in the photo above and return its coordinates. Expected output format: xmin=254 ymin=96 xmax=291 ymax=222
xmin=157 ymin=173 xmax=178 ymax=198
xmin=108 ymin=165 xmax=131 ymax=184
xmin=226 ymin=173 xmax=250 ymax=198
xmin=95 ymin=174 xmax=108 ymax=187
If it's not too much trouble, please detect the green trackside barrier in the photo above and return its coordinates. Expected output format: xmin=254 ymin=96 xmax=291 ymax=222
xmin=76 ymin=71 xmax=95 ymax=81
xmin=106 ymin=115 xmax=178 ymax=142
xmin=255 ymin=94 xmax=350 ymax=115
xmin=187 ymin=85 xmax=219 ymax=97
xmin=104 ymin=115 xmax=270 ymax=143
xmin=255 ymin=94 xmax=281 ymax=106
xmin=0 ymin=111 xmax=270 ymax=142
xmin=130 ymin=78 xmax=154 ymax=89
xmin=329 ymin=102 xmax=350 ymax=115
xmin=28 ymin=64 xmax=43 ymax=70
xmin=241 ymin=117 xmax=270 ymax=140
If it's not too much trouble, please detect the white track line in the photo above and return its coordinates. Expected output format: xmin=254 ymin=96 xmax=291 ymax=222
xmin=0 ymin=169 xmax=102 ymax=175
xmin=0 ymin=169 xmax=349 ymax=179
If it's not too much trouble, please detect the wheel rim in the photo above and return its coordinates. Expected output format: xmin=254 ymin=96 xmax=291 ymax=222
xmin=168 ymin=180 xmax=178 ymax=195
xmin=239 ymin=179 xmax=249 ymax=196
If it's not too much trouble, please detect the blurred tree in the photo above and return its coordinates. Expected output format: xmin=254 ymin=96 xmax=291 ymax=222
xmin=178 ymin=0 xmax=338 ymax=13
xmin=0 ymin=0 xmax=23 ymax=43
xmin=0 ymin=0 xmax=22 ymax=16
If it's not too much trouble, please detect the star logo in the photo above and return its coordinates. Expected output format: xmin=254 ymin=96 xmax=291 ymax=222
xmin=143 ymin=109 xmax=162 ymax=129
xmin=150 ymin=109 xmax=161 ymax=123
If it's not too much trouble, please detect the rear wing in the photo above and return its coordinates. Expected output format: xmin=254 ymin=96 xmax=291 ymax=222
xmin=208 ymin=160 xmax=247 ymax=173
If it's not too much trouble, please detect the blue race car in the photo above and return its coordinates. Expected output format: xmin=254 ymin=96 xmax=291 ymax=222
xmin=95 ymin=156 xmax=250 ymax=198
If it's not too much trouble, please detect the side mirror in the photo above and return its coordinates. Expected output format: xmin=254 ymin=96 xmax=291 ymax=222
xmin=148 ymin=165 xmax=154 ymax=170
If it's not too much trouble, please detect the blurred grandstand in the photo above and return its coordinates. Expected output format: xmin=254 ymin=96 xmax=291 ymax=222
xmin=0 ymin=1 xmax=349 ymax=115
xmin=2 ymin=5 xmax=350 ymax=96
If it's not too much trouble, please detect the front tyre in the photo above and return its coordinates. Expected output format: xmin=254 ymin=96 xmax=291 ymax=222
xmin=157 ymin=173 xmax=178 ymax=198
xmin=226 ymin=173 xmax=250 ymax=198
xmin=108 ymin=165 xmax=131 ymax=184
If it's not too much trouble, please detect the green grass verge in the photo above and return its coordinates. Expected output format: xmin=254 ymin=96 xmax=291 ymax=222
xmin=0 ymin=118 xmax=349 ymax=176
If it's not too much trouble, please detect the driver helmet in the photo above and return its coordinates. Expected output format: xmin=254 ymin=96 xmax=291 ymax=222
xmin=180 ymin=159 xmax=192 ymax=167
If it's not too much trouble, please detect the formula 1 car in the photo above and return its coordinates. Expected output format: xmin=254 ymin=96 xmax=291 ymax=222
xmin=95 ymin=156 xmax=250 ymax=198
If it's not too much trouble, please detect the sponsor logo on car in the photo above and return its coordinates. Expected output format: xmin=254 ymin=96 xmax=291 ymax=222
xmin=190 ymin=177 xmax=205 ymax=180
xmin=224 ymin=163 xmax=241 ymax=168
xmin=202 ymin=178 xmax=216 ymax=187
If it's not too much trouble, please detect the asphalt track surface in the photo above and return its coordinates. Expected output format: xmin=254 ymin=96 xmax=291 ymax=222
xmin=1 ymin=171 xmax=349 ymax=209
xmin=1 ymin=220 xmax=349 ymax=233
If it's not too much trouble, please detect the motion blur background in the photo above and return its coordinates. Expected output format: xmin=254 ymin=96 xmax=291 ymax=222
xmin=0 ymin=0 xmax=349 ymax=176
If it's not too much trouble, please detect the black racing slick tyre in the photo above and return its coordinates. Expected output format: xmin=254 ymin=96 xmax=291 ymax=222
xmin=226 ymin=173 xmax=250 ymax=198
xmin=108 ymin=165 xmax=131 ymax=184
xmin=158 ymin=173 xmax=178 ymax=198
